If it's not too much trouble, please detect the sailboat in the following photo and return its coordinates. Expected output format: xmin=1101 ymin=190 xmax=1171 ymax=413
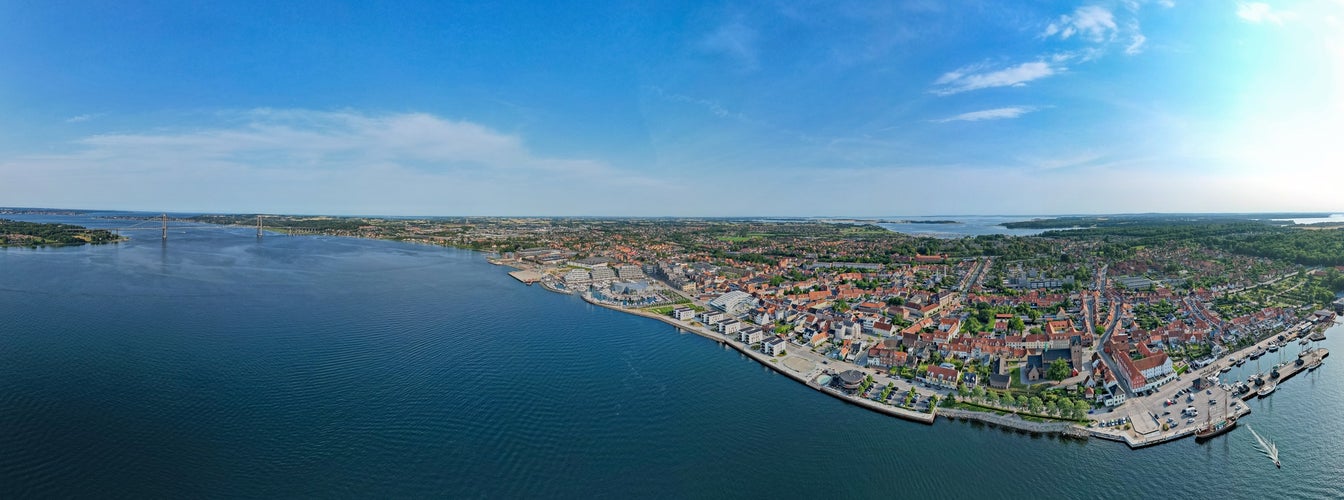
xmin=1195 ymin=392 xmax=1236 ymax=441
xmin=1248 ymin=425 xmax=1280 ymax=469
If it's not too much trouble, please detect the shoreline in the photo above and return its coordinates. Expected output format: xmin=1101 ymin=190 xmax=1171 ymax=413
xmin=579 ymin=292 xmax=939 ymax=425
xmin=566 ymin=278 xmax=1334 ymax=447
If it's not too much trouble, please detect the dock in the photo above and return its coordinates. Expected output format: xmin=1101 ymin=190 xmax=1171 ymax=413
xmin=1239 ymin=348 xmax=1329 ymax=401
xmin=508 ymin=269 xmax=545 ymax=284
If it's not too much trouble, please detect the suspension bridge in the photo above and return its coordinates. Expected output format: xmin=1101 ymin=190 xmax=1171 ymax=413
xmin=72 ymin=215 xmax=326 ymax=240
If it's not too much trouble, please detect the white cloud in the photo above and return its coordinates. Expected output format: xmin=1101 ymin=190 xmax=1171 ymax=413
xmin=698 ymin=22 xmax=759 ymax=71
xmin=1237 ymin=2 xmax=1292 ymax=24
xmin=65 ymin=109 xmax=612 ymax=175
xmin=1 ymin=109 xmax=667 ymax=215
xmin=935 ymin=106 xmax=1038 ymax=123
xmin=1125 ymin=33 xmax=1147 ymax=55
xmin=932 ymin=62 xmax=1058 ymax=95
xmin=65 ymin=114 xmax=101 ymax=123
xmin=1044 ymin=6 xmax=1118 ymax=42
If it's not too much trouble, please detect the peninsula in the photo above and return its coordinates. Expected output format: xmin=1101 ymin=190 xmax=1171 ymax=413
xmin=0 ymin=218 xmax=122 ymax=248
xmin=186 ymin=213 xmax=1342 ymax=446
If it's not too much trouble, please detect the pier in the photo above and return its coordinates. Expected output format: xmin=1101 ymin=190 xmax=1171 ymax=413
xmin=507 ymin=269 xmax=545 ymax=284
xmin=1238 ymin=348 xmax=1329 ymax=401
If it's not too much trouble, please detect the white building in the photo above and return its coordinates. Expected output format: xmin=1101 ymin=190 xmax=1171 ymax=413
xmin=739 ymin=326 xmax=764 ymax=344
xmin=563 ymin=269 xmax=591 ymax=285
xmin=700 ymin=310 xmax=726 ymax=325
xmin=672 ymin=307 xmax=696 ymax=321
xmin=589 ymin=267 xmax=616 ymax=281
xmin=763 ymin=337 xmax=787 ymax=356
xmin=718 ymin=319 xmax=742 ymax=335
xmin=617 ymin=265 xmax=646 ymax=280
xmin=709 ymin=290 xmax=758 ymax=315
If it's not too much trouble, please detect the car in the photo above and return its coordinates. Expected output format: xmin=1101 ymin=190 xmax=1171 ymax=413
xmin=1206 ymin=389 xmax=1213 ymax=395
xmin=1187 ymin=418 xmax=1196 ymax=424
xmin=1162 ymin=410 xmax=1170 ymax=416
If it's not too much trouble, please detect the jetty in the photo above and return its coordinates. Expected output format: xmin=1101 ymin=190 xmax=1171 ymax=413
xmin=1240 ymin=348 xmax=1329 ymax=401
xmin=507 ymin=269 xmax=545 ymax=284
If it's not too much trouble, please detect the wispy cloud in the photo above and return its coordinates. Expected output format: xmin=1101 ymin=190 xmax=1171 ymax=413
xmin=935 ymin=106 xmax=1039 ymax=123
xmin=2 ymin=109 xmax=667 ymax=215
xmin=932 ymin=62 xmax=1058 ymax=95
xmin=1125 ymin=32 xmax=1148 ymax=55
xmin=65 ymin=113 xmax=102 ymax=123
xmin=1237 ymin=2 xmax=1292 ymax=24
xmin=1043 ymin=6 xmax=1118 ymax=42
xmin=698 ymin=22 xmax=759 ymax=71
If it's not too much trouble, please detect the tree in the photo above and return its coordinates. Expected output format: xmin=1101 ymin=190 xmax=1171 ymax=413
xmin=1046 ymin=359 xmax=1071 ymax=381
xmin=1009 ymin=317 xmax=1026 ymax=332
xmin=1073 ymin=400 xmax=1091 ymax=420
xmin=1027 ymin=397 xmax=1044 ymax=414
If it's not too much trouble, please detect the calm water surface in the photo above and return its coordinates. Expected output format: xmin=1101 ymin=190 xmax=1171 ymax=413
xmin=2 ymin=214 xmax=1342 ymax=498
xmin=876 ymin=216 xmax=1052 ymax=238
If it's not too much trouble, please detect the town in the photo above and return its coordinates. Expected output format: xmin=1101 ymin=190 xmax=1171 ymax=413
xmin=199 ymin=214 xmax=1344 ymax=446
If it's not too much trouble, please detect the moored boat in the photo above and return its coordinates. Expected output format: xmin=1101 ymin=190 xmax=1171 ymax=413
xmin=1257 ymin=382 xmax=1277 ymax=398
xmin=1308 ymin=360 xmax=1322 ymax=371
xmin=1195 ymin=416 xmax=1237 ymax=441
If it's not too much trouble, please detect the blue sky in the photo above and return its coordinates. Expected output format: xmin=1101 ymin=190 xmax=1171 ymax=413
xmin=2 ymin=0 xmax=1341 ymax=216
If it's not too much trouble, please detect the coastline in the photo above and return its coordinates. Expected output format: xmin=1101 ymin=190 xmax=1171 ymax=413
xmin=579 ymin=292 xmax=939 ymax=425
xmin=562 ymin=276 xmax=1333 ymax=447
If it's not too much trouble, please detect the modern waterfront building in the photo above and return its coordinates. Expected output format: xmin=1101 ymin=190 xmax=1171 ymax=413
xmin=672 ymin=307 xmax=696 ymax=321
xmin=739 ymin=326 xmax=764 ymax=344
xmin=616 ymin=265 xmax=645 ymax=280
xmin=589 ymin=267 xmax=617 ymax=282
xmin=563 ymin=268 xmax=591 ymax=285
xmin=836 ymin=369 xmax=865 ymax=390
xmin=700 ymin=310 xmax=727 ymax=325
xmin=708 ymin=290 xmax=758 ymax=315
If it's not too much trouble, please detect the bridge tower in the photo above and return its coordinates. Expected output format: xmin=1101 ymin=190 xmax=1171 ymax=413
xmin=256 ymin=215 xmax=263 ymax=238
xmin=161 ymin=213 xmax=168 ymax=240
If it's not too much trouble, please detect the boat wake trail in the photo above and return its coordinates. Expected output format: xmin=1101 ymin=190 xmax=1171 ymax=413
xmin=1247 ymin=425 xmax=1280 ymax=468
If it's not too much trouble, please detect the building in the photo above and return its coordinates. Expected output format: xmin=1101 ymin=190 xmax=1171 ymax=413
xmin=709 ymin=290 xmax=759 ymax=315
xmin=672 ymin=307 xmax=696 ymax=321
xmin=739 ymin=326 xmax=765 ymax=344
xmin=563 ymin=268 xmax=591 ymax=285
xmin=717 ymin=319 xmax=742 ymax=335
xmin=617 ymin=265 xmax=646 ymax=280
xmin=609 ymin=281 xmax=650 ymax=295
xmin=924 ymin=364 xmax=960 ymax=389
xmin=589 ymin=267 xmax=617 ymax=281
xmin=700 ymin=310 xmax=726 ymax=325
xmin=763 ymin=337 xmax=788 ymax=356
xmin=569 ymin=257 xmax=613 ymax=269
xmin=835 ymin=369 xmax=865 ymax=390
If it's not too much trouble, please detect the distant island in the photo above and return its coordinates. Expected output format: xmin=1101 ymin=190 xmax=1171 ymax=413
xmin=0 ymin=218 xmax=121 ymax=247
xmin=1002 ymin=214 xmax=1332 ymax=230
xmin=823 ymin=218 xmax=961 ymax=225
